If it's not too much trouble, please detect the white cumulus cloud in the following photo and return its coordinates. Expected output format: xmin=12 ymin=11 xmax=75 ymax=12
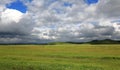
xmin=1 ymin=9 xmax=23 ymax=23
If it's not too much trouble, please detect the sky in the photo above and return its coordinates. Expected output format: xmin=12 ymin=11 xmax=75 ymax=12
xmin=6 ymin=0 xmax=27 ymax=13
xmin=0 ymin=0 xmax=120 ymax=43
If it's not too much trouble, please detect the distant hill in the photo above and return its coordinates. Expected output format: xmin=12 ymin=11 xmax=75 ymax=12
xmin=86 ymin=39 xmax=120 ymax=44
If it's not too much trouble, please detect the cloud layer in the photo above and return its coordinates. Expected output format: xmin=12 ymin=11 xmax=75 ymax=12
xmin=0 ymin=0 xmax=120 ymax=43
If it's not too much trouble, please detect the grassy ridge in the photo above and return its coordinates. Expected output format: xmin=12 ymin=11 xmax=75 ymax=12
xmin=0 ymin=44 xmax=120 ymax=70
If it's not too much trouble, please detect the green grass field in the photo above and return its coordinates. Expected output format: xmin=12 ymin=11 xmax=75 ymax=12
xmin=0 ymin=44 xmax=120 ymax=70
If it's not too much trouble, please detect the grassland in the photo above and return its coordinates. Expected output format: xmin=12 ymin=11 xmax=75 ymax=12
xmin=0 ymin=44 xmax=120 ymax=70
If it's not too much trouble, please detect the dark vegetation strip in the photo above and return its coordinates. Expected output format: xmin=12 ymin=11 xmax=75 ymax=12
xmin=24 ymin=54 xmax=120 ymax=60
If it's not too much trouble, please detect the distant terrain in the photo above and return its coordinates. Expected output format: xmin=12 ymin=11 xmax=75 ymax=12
xmin=0 ymin=39 xmax=119 ymax=45
xmin=48 ymin=39 xmax=120 ymax=45
xmin=87 ymin=39 xmax=120 ymax=44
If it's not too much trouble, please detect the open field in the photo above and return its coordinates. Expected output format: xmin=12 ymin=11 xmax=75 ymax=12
xmin=0 ymin=44 xmax=120 ymax=70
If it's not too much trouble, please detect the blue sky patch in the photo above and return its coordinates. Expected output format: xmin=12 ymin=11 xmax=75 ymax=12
xmin=6 ymin=0 xmax=27 ymax=13
xmin=63 ymin=2 xmax=73 ymax=7
xmin=84 ymin=0 xmax=98 ymax=5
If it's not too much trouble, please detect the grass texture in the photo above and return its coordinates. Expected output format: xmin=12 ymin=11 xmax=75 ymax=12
xmin=0 ymin=44 xmax=120 ymax=70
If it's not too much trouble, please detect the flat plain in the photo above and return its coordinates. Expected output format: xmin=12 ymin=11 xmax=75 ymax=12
xmin=0 ymin=44 xmax=120 ymax=70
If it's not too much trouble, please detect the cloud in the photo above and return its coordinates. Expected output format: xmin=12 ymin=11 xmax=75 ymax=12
xmin=1 ymin=9 xmax=23 ymax=23
xmin=0 ymin=0 xmax=120 ymax=43
xmin=97 ymin=0 xmax=120 ymax=18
